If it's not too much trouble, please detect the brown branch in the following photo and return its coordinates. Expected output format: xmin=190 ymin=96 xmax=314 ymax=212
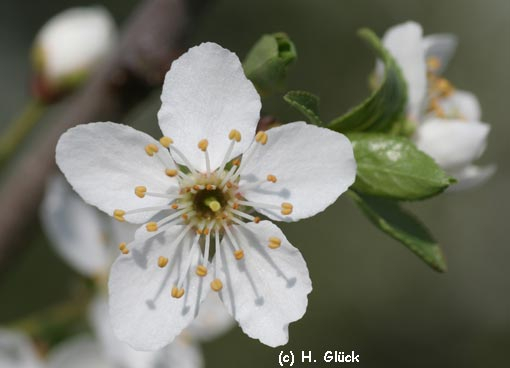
xmin=0 ymin=0 xmax=212 ymax=272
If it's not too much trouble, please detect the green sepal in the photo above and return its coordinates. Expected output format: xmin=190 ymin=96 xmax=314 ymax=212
xmin=348 ymin=190 xmax=447 ymax=272
xmin=327 ymin=28 xmax=407 ymax=133
xmin=243 ymin=33 xmax=297 ymax=97
xmin=349 ymin=133 xmax=455 ymax=200
xmin=283 ymin=90 xmax=323 ymax=126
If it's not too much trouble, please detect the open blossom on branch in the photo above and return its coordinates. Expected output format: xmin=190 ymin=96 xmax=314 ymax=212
xmin=56 ymin=42 xmax=356 ymax=349
xmin=378 ymin=21 xmax=495 ymax=190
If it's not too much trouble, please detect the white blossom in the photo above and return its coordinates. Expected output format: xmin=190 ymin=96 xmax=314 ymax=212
xmin=56 ymin=42 xmax=356 ymax=349
xmin=379 ymin=21 xmax=495 ymax=190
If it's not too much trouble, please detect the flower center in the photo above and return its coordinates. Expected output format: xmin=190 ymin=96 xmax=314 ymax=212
xmin=113 ymin=129 xmax=293 ymax=299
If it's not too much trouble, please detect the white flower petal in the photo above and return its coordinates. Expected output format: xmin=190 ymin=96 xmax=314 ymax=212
xmin=414 ymin=119 xmax=490 ymax=172
xmin=163 ymin=338 xmax=204 ymax=368
xmin=36 ymin=6 xmax=116 ymax=82
xmin=449 ymin=164 xmax=496 ymax=192
xmin=240 ymin=122 xmax=356 ymax=222
xmin=382 ymin=21 xmax=427 ymax=120
xmin=422 ymin=33 xmax=458 ymax=74
xmin=47 ymin=336 xmax=111 ymax=368
xmin=216 ymin=221 xmax=312 ymax=347
xmin=109 ymin=226 xmax=211 ymax=351
xmin=185 ymin=292 xmax=234 ymax=342
xmin=0 ymin=329 xmax=42 ymax=368
xmin=437 ymin=89 xmax=481 ymax=121
xmin=56 ymin=122 xmax=178 ymax=223
xmin=90 ymin=296 xmax=167 ymax=368
xmin=158 ymin=42 xmax=261 ymax=171
xmin=41 ymin=175 xmax=110 ymax=276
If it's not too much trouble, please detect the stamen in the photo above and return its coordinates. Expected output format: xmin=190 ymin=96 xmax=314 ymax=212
xmin=234 ymin=250 xmax=244 ymax=260
xmin=118 ymin=242 xmax=129 ymax=254
xmin=427 ymin=56 xmax=441 ymax=72
xmin=268 ymin=236 xmax=282 ymax=249
xmin=198 ymin=139 xmax=209 ymax=152
xmin=224 ymin=226 xmax=244 ymax=261
xmin=281 ymin=202 xmax=293 ymax=215
xmin=255 ymin=131 xmax=268 ymax=145
xmin=113 ymin=209 xmax=126 ymax=222
xmin=145 ymin=143 xmax=159 ymax=156
xmin=158 ymin=256 xmax=169 ymax=268
xmin=171 ymin=286 xmax=185 ymax=299
xmin=159 ymin=136 xmax=173 ymax=148
xmin=267 ymin=174 xmax=277 ymax=183
xmin=124 ymin=205 xmax=176 ymax=216
xmin=231 ymin=209 xmax=259 ymax=223
xmin=211 ymin=278 xmax=223 ymax=292
xmin=146 ymin=222 xmax=158 ymax=232
xmin=135 ymin=186 xmax=147 ymax=198
xmin=175 ymin=234 xmax=200 ymax=289
xmin=170 ymin=145 xmax=198 ymax=174
xmin=165 ymin=168 xmax=178 ymax=177
xmin=237 ymin=200 xmax=280 ymax=210
xmin=229 ymin=129 xmax=241 ymax=142
xmin=196 ymin=265 xmax=208 ymax=277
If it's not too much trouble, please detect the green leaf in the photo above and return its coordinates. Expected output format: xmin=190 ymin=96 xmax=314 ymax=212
xmin=350 ymin=133 xmax=454 ymax=200
xmin=243 ymin=33 xmax=297 ymax=97
xmin=328 ymin=28 xmax=407 ymax=133
xmin=348 ymin=191 xmax=447 ymax=272
xmin=283 ymin=90 xmax=323 ymax=126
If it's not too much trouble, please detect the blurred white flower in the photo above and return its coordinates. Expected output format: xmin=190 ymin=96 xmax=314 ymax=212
xmin=0 ymin=329 xmax=43 ymax=368
xmin=378 ymin=21 xmax=495 ymax=190
xmin=55 ymin=42 xmax=356 ymax=349
xmin=31 ymin=6 xmax=116 ymax=100
xmin=40 ymin=174 xmax=234 ymax=367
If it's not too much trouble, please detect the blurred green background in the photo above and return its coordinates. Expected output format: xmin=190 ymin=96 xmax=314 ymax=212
xmin=0 ymin=0 xmax=508 ymax=367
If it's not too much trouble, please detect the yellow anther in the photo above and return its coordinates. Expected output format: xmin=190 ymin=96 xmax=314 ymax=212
xmin=113 ymin=209 xmax=126 ymax=222
xmin=171 ymin=203 xmax=179 ymax=209
xmin=206 ymin=184 xmax=214 ymax=191
xmin=159 ymin=136 xmax=173 ymax=148
xmin=226 ymin=181 xmax=233 ymax=188
xmin=196 ymin=229 xmax=203 ymax=235
xmin=255 ymin=131 xmax=268 ymax=145
xmin=281 ymin=202 xmax=293 ymax=215
xmin=229 ymin=129 xmax=241 ymax=142
xmin=145 ymin=143 xmax=159 ymax=156
xmin=427 ymin=56 xmax=441 ymax=72
xmin=253 ymin=216 xmax=261 ymax=224
xmin=203 ymin=228 xmax=210 ymax=235
xmin=268 ymin=237 xmax=282 ymax=249
xmin=182 ymin=214 xmax=189 ymax=220
xmin=232 ymin=202 xmax=239 ymax=210
xmin=165 ymin=168 xmax=178 ymax=177
xmin=193 ymin=185 xmax=201 ymax=191
xmin=135 ymin=186 xmax=147 ymax=198
xmin=158 ymin=256 xmax=169 ymax=268
xmin=232 ymin=158 xmax=241 ymax=166
xmin=198 ymin=139 xmax=209 ymax=152
xmin=121 ymin=248 xmax=130 ymax=255
xmin=171 ymin=286 xmax=185 ymax=299
xmin=436 ymin=78 xmax=454 ymax=96
xmin=196 ymin=265 xmax=208 ymax=277
xmin=146 ymin=222 xmax=158 ymax=232
xmin=234 ymin=250 xmax=244 ymax=260
xmin=118 ymin=242 xmax=127 ymax=251
xmin=267 ymin=174 xmax=277 ymax=183
xmin=211 ymin=278 xmax=223 ymax=292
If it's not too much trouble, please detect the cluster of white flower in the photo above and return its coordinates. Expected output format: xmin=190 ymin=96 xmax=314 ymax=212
xmin=378 ymin=21 xmax=495 ymax=190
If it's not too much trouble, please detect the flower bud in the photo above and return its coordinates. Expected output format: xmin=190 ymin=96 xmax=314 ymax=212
xmin=31 ymin=6 xmax=117 ymax=102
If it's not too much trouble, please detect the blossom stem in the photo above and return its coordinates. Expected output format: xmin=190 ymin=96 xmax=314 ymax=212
xmin=0 ymin=100 xmax=46 ymax=168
